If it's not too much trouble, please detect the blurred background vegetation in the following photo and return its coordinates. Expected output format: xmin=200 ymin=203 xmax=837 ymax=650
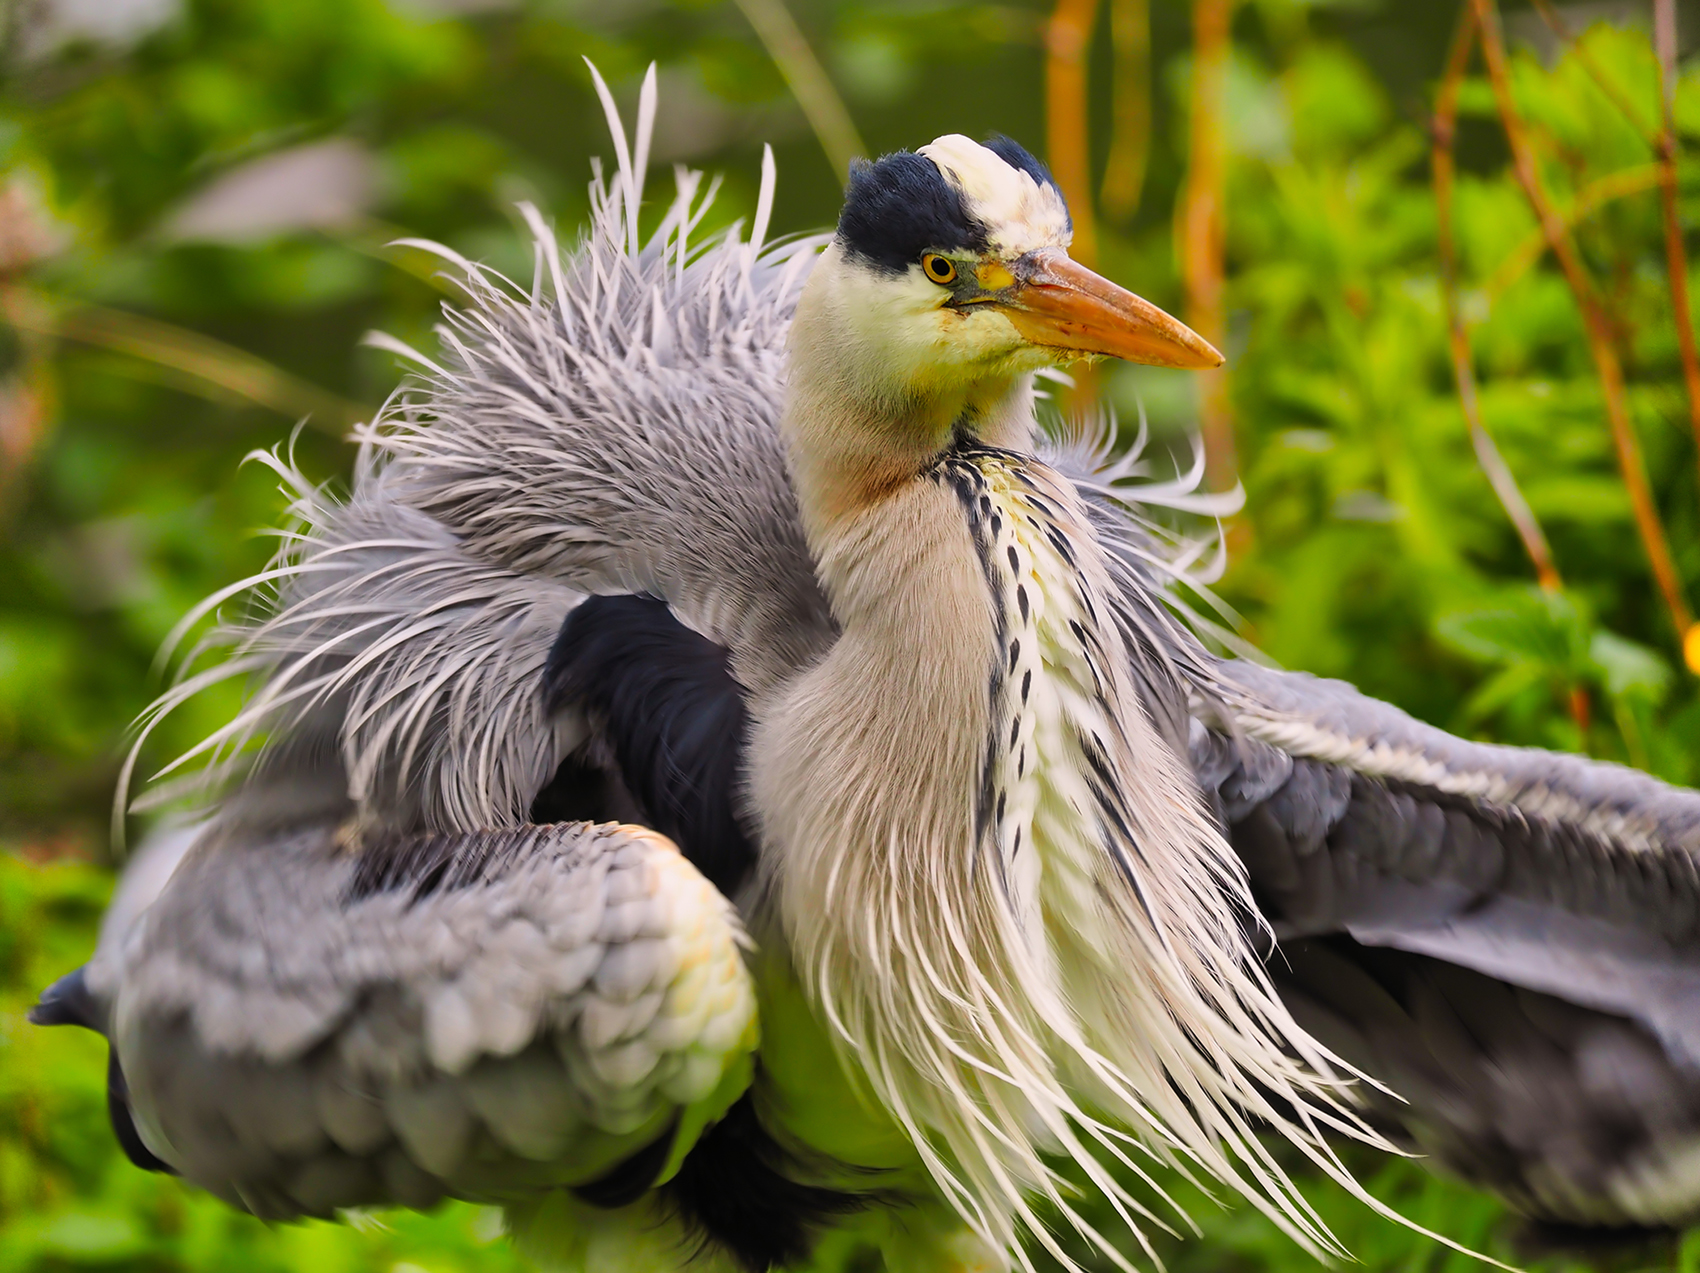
xmin=3 ymin=0 xmax=1700 ymax=1268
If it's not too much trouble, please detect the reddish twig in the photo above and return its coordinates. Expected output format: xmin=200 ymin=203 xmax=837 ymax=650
xmin=1656 ymin=0 xmax=1700 ymax=675
xmin=1471 ymin=0 xmax=1694 ymax=641
xmin=1653 ymin=0 xmax=1700 ymax=512
xmin=1528 ymin=0 xmax=1659 ymax=142
xmin=1181 ymin=0 xmax=1234 ymax=491
xmin=1101 ymin=0 xmax=1151 ymax=222
xmin=1435 ymin=7 xmax=1562 ymax=594
xmin=1485 ymin=163 xmax=1663 ymax=301
xmin=1046 ymin=0 xmax=1101 ymax=268
xmin=1046 ymin=0 xmax=1101 ymax=409
xmin=1435 ymin=6 xmax=1587 ymax=731
xmin=1532 ymin=0 xmax=1700 ymax=526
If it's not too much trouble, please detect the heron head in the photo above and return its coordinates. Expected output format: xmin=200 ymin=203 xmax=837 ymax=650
xmin=820 ymin=135 xmax=1222 ymax=397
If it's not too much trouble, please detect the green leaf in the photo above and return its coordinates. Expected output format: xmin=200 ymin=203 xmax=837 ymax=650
xmin=1589 ymin=630 xmax=1673 ymax=704
xmin=1433 ymin=589 xmax=1585 ymax=674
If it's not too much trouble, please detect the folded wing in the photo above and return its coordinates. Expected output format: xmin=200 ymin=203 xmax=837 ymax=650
xmin=35 ymin=817 xmax=757 ymax=1222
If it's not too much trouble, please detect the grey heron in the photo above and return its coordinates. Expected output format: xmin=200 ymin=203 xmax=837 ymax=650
xmin=31 ymin=73 xmax=1700 ymax=1272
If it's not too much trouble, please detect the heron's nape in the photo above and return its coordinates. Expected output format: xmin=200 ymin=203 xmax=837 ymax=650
xmin=32 ymin=73 xmax=1700 ymax=1273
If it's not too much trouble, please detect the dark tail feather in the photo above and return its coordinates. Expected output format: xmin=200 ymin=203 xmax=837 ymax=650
xmin=31 ymin=965 xmax=175 ymax=1175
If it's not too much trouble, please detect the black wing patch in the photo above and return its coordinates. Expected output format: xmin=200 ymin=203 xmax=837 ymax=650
xmin=661 ymin=1090 xmax=874 ymax=1273
xmin=542 ymin=595 xmax=756 ymax=898
xmin=542 ymin=599 xmax=878 ymax=1269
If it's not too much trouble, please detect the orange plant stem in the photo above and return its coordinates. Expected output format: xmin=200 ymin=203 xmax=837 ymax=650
xmin=1471 ymin=0 xmax=1694 ymax=639
xmin=1435 ymin=6 xmax=1586 ymax=731
xmin=1046 ymin=0 xmax=1101 ymax=409
xmin=1653 ymin=0 xmax=1700 ymax=504
xmin=1433 ymin=6 xmax=1563 ymax=595
xmin=1101 ymin=0 xmax=1151 ymax=222
xmin=1181 ymin=0 xmax=1234 ymax=490
xmin=1529 ymin=0 xmax=1658 ymax=141
xmin=1046 ymin=0 xmax=1101 ymax=268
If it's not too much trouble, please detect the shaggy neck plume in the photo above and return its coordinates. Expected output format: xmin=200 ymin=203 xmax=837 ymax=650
xmin=755 ymin=286 xmax=1368 ymax=1268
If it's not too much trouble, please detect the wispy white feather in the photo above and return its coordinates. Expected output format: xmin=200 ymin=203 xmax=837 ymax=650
xmin=124 ymin=67 xmax=1500 ymax=1272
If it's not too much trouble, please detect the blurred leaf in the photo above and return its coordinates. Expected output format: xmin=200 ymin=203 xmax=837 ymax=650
xmin=1434 ymin=588 xmax=1584 ymax=674
xmin=1590 ymin=629 xmax=1673 ymax=703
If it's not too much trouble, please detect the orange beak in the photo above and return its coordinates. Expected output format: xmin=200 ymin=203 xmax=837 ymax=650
xmin=992 ymin=248 xmax=1223 ymax=370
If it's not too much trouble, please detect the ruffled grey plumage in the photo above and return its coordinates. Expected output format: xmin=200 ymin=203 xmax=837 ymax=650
xmin=78 ymin=72 xmax=1700 ymax=1272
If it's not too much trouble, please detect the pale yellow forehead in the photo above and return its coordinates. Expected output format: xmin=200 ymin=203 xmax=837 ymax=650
xmin=917 ymin=135 xmax=1072 ymax=256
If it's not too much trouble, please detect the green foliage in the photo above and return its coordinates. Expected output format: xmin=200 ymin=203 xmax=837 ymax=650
xmin=1 ymin=0 xmax=1697 ymax=1270
xmin=1103 ymin=14 xmax=1700 ymax=773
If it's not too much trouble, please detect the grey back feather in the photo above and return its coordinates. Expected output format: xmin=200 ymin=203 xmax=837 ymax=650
xmin=130 ymin=453 xmax=581 ymax=834
xmin=365 ymin=168 xmax=836 ymax=696
xmin=135 ymin=85 xmax=1700 ymax=928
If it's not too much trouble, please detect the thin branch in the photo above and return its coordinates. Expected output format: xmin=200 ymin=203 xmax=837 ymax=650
xmin=1100 ymin=0 xmax=1151 ymax=222
xmin=1 ymin=287 xmax=367 ymax=435
xmin=731 ymin=0 xmax=866 ymax=185
xmin=1046 ymin=0 xmax=1101 ymax=267
xmin=1529 ymin=0 xmax=1659 ymax=143
xmin=1434 ymin=4 xmax=1563 ymax=596
xmin=1656 ymin=0 xmax=1700 ymax=675
xmin=1652 ymin=0 xmax=1700 ymax=514
xmin=1529 ymin=0 xmax=1700 ymax=511
xmin=1517 ymin=1 xmax=1700 ymax=661
xmin=1436 ymin=6 xmax=1588 ymax=736
xmin=1181 ymin=0 xmax=1234 ymax=491
xmin=1471 ymin=0 xmax=1694 ymax=639
xmin=1046 ymin=0 xmax=1102 ymax=409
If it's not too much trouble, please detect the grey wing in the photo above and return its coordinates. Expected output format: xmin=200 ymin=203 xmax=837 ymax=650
xmin=141 ymin=142 xmax=837 ymax=834
xmin=149 ymin=486 xmax=584 ymax=834
xmin=363 ymin=166 xmax=835 ymax=697
xmin=1195 ymin=661 xmax=1700 ymax=1226
xmin=39 ymin=817 xmax=756 ymax=1221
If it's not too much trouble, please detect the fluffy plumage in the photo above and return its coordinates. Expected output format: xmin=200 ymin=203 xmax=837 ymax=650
xmin=63 ymin=67 xmax=1700 ymax=1273
xmin=58 ymin=816 xmax=757 ymax=1222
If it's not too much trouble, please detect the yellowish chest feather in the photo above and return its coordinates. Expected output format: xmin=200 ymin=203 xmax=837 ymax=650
xmin=934 ymin=448 xmax=1142 ymax=951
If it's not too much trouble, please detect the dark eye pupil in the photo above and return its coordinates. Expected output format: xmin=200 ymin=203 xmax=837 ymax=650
xmin=927 ymin=256 xmax=951 ymax=279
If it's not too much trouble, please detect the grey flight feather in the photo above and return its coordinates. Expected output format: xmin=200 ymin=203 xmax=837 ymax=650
xmin=1191 ymin=707 xmax=1700 ymax=1225
xmin=87 ymin=816 xmax=755 ymax=1222
xmin=1223 ymin=659 xmax=1700 ymax=856
xmin=1277 ymin=939 xmax=1700 ymax=1228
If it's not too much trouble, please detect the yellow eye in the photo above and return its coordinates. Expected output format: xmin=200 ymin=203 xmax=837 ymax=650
xmin=921 ymin=253 xmax=957 ymax=285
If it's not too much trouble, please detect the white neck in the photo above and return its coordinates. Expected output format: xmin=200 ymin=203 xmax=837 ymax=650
xmin=751 ymin=242 xmax=1365 ymax=1265
xmin=780 ymin=245 xmax=1038 ymax=606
